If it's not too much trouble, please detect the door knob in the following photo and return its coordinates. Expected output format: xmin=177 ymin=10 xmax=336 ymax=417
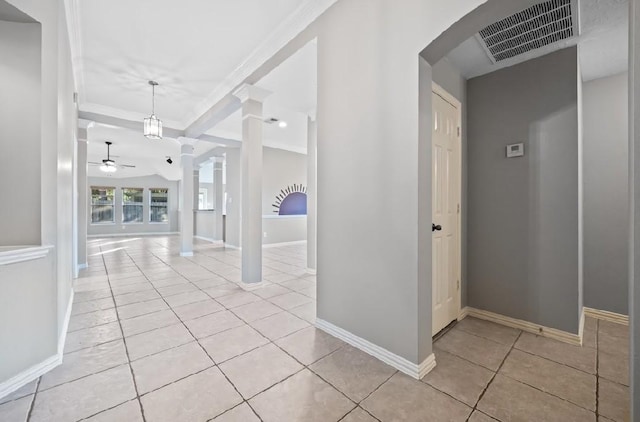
xmin=432 ymin=224 xmax=442 ymax=232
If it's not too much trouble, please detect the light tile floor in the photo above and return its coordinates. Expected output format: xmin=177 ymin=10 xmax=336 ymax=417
xmin=0 ymin=236 xmax=630 ymax=421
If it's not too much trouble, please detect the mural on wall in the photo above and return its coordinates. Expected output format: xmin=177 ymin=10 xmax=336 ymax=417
xmin=272 ymin=184 xmax=307 ymax=215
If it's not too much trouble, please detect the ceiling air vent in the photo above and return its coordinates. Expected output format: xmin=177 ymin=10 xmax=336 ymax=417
xmin=477 ymin=0 xmax=578 ymax=63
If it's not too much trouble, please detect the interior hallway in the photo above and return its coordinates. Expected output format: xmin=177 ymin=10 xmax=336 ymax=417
xmin=0 ymin=236 xmax=629 ymax=422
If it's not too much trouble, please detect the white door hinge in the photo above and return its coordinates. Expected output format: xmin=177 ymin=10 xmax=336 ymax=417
xmin=457 ymin=127 xmax=461 ymax=137
xmin=457 ymin=204 xmax=460 ymax=214
xmin=457 ymin=280 xmax=460 ymax=290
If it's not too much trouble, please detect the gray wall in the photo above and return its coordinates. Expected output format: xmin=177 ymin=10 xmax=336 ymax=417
xmin=432 ymin=57 xmax=468 ymax=307
xmin=467 ymin=47 xmax=580 ymax=333
xmin=223 ymin=146 xmax=307 ymax=247
xmin=88 ymin=175 xmax=179 ymax=236
xmin=0 ymin=19 xmax=41 ymax=246
xmin=583 ymin=72 xmax=629 ymax=315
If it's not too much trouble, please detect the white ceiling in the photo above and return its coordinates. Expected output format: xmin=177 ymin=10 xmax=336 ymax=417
xmin=446 ymin=0 xmax=628 ymax=81
xmin=77 ymin=0 xmax=305 ymax=126
xmin=205 ymin=40 xmax=317 ymax=154
xmin=79 ymin=1 xmax=318 ymax=178
xmin=86 ymin=124 xmax=218 ymax=180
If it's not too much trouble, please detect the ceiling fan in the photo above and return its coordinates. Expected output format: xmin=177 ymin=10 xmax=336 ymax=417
xmin=89 ymin=141 xmax=136 ymax=173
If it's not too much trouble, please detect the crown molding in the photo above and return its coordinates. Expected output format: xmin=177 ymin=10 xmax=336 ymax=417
xmin=182 ymin=0 xmax=338 ymax=129
xmin=63 ymin=0 xmax=85 ymax=102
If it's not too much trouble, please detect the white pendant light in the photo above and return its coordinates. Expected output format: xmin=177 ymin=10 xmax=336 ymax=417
xmin=144 ymin=80 xmax=163 ymax=140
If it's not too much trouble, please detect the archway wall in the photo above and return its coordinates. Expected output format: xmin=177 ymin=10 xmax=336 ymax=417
xmin=315 ymin=0 xmax=485 ymax=366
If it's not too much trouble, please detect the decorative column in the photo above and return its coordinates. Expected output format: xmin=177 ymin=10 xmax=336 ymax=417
xmin=233 ymin=84 xmax=271 ymax=284
xmin=307 ymin=114 xmax=317 ymax=273
xmin=76 ymin=138 xmax=88 ymax=270
xmin=178 ymin=137 xmax=198 ymax=257
xmin=212 ymin=156 xmax=224 ymax=241
xmin=193 ymin=168 xmax=200 ymax=211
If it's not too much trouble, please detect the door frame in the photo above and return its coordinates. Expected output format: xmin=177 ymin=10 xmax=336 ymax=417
xmin=431 ymin=82 xmax=463 ymax=331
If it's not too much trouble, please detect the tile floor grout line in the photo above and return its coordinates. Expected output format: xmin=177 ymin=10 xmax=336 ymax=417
xmin=149 ymin=247 xmax=351 ymax=421
xmin=79 ymin=240 xmax=321 ymax=421
xmin=101 ymin=251 xmax=148 ymax=422
xmin=467 ymin=330 xmax=523 ymax=421
xmin=122 ymin=247 xmax=268 ymax=422
xmin=24 ymin=375 xmax=41 ymax=422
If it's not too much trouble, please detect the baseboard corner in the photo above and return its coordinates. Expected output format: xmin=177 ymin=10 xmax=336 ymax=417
xmin=583 ymin=307 xmax=629 ymax=326
xmin=316 ymin=318 xmax=429 ymax=380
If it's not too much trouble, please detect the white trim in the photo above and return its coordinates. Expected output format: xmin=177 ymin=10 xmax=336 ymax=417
xmin=316 ymin=319 xmax=436 ymax=379
xmin=306 ymin=268 xmax=317 ymax=275
xmin=183 ymin=0 xmax=338 ymax=129
xmin=0 ymin=245 xmax=53 ymax=266
xmin=87 ymin=232 xmax=179 ymax=238
xmin=194 ymin=236 xmax=221 ymax=243
xmin=63 ymin=0 xmax=85 ymax=100
xmin=263 ymin=240 xmax=307 ymax=248
xmin=233 ymin=84 xmax=272 ymax=104
xmin=78 ymin=263 xmax=88 ymax=270
xmin=58 ymin=289 xmax=74 ymax=355
xmin=583 ymin=307 xmax=629 ymax=325
xmin=236 ymin=280 xmax=272 ymax=291
xmin=461 ymin=307 xmax=582 ymax=346
xmin=0 ymin=354 xmax=61 ymax=401
xmin=262 ymin=214 xmax=307 ymax=219
xmin=180 ymin=252 xmax=194 ymax=257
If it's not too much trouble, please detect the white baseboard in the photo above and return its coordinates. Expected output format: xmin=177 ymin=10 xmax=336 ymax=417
xmin=262 ymin=240 xmax=307 ymax=248
xmin=87 ymin=232 xmax=179 ymax=238
xmin=461 ymin=307 xmax=582 ymax=346
xmin=306 ymin=268 xmax=317 ymax=275
xmin=0 ymin=354 xmax=61 ymax=400
xmin=583 ymin=307 xmax=629 ymax=325
xmin=316 ymin=318 xmax=436 ymax=379
xmin=78 ymin=263 xmax=88 ymax=270
xmin=0 ymin=289 xmax=74 ymax=400
xmin=179 ymin=252 xmax=194 ymax=257
xmin=194 ymin=236 xmax=222 ymax=243
xmin=236 ymin=281 xmax=272 ymax=291
xmin=58 ymin=289 xmax=74 ymax=355
xmin=224 ymin=244 xmax=241 ymax=250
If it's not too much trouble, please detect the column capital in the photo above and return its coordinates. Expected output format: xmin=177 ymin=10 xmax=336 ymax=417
xmin=178 ymin=136 xmax=199 ymax=146
xmin=209 ymin=156 xmax=224 ymax=164
xmin=233 ymin=83 xmax=272 ymax=104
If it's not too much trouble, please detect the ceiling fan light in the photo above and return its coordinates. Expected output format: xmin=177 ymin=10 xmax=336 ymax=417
xmin=144 ymin=114 xmax=163 ymax=140
xmin=100 ymin=163 xmax=117 ymax=173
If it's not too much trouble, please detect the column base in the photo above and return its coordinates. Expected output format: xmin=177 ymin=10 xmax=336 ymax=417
xmin=237 ymin=280 xmax=271 ymax=291
xmin=179 ymin=251 xmax=194 ymax=257
xmin=306 ymin=268 xmax=317 ymax=275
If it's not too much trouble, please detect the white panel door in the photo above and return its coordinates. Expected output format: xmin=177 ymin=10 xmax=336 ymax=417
xmin=432 ymin=88 xmax=461 ymax=336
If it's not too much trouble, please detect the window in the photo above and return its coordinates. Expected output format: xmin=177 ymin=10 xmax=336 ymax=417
xmin=150 ymin=188 xmax=169 ymax=223
xmin=91 ymin=187 xmax=115 ymax=224
xmin=199 ymin=188 xmax=207 ymax=210
xmin=122 ymin=188 xmax=144 ymax=223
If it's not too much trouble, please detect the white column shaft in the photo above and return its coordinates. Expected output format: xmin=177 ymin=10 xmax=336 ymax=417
xmin=307 ymin=117 xmax=317 ymax=272
xmin=241 ymin=99 xmax=264 ymax=283
xmin=180 ymin=144 xmax=195 ymax=256
xmin=214 ymin=160 xmax=224 ymax=241
xmin=77 ymin=140 xmax=88 ymax=268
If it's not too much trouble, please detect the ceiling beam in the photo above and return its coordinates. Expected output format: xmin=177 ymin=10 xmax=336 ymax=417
xmin=183 ymin=0 xmax=333 ymax=138
xmin=78 ymin=111 xmax=241 ymax=148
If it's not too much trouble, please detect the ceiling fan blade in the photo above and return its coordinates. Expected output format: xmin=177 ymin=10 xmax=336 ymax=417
xmin=88 ymin=162 xmax=102 ymax=165
xmin=119 ymin=164 xmax=136 ymax=168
